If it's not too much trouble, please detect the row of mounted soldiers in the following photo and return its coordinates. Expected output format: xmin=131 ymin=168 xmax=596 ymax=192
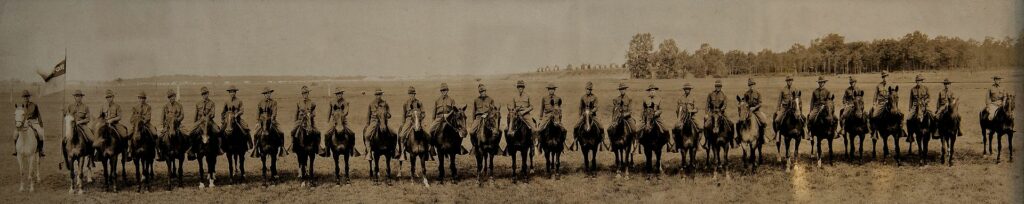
xmin=12 ymin=71 xmax=1011 ymax=160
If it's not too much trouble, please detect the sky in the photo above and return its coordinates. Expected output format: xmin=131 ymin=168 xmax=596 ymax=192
xmin=1 ymin=0 xmax=1021 ymax=81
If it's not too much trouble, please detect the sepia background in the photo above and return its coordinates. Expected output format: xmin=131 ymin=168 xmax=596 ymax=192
xmin=0 ymin=0 xmax=1022 ymax=203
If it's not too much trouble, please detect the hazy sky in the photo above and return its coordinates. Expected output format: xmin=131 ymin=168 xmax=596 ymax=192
xmin=1 ymin=0 xmax=1021 ymax=81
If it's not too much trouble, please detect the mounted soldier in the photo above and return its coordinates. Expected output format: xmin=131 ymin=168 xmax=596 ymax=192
xmin=429 ymin=83 xmax=465 ymax=153
xmin=157 ymin=89 xmax=184 ymax=162
xmin=189 ymin=86 xmax=220 ymax=160
xmin=510 ymin=80 xmax=534 ymax=137
xmin=364 ymin=88 xmax=392 ymax=160
xmin=936 ymin=79 xmax=961 ymax=137
xmin=775 ymin=76 xmax=800 ymax=126
xmin=570 ymin=81 xmax=600 ymax=150
xmin=986 ymin=76 xmax=1009 ymax=120
xmin=909 ymin=75 xmax=931 ymax=120
xmin=743 ymin=78 xmax=767 ymax=128
xmin=706 ymin=80 xmax=728 ymax=131
xmin=253 ymin=87 xmax=284 ymax=157
xmin=840 ymin=77 xmax=865 ymax=127
xmin=13 ymin=90 xmax=44 ymax=157
xmin=399 ymin=86 xmax=426 ymax=158
xmin=871 ymin=71 xmax=894 ymax=119
xmin=221 ymin=85 xmax=251 ymax=151
xmin=470 ymin=84 xmax=499 ymax=147
xmin=809 ymin=77 xmax=832 ymax=123
xmin=99 ymin=89 xmax=129 ymax=156
xmin=539 ymin=83 xmax=563 ymax=131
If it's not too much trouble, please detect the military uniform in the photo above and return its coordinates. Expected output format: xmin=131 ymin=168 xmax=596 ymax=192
xmin=641 ymin=85 xmax=664 ymax=131
xmin=909 ymin=76 xmax=930 ymax=118
xmin=131 ymin=93 xmax=158 ymax=135
xmin=810 ymin=78 xmax=832 ymax=118
xmin=67 ymin=92 xmax=91 ymax=128
xmin=400 ymin=88 xmax=425 ymax=143
xmin=470 ymin=86 xmax=498 ymax=135
xmin=292 ymin=97 xmax=320 ymax=153
xmin=841 ymin=78 xmax=865 ymax=119
xmin=776 ymin=77 xmax=800 ymax=123
xmin=575 ymin=83 xmax=600 ymax=131
xmin=743 ymin=79 xmax=767 ymax=126
xmin=676 ymin=90 xmax=697 ymax=120
xmin=100 ymin=90 xmax=129 ymax=139
xmin=193 ymin=96 xmax=218 ymax=134
xmin=610 ymin=84 xmax=635 ymax=132
xmin=706 ymin=88 xmax=727 ymax=129
xmin=540 ymin=89 xmax=563 ymax=127
xmin=937 ymin=79 xmax=962 ymax=136
xmin=872 ymin=72 xmax=893 ymax=119
xmin=254 ymin=88 xmax=283 ymax=157
xmin=986 ymin=77 xmax=1007 ymax=119
xmin=222 ymin=95 xmax=250 ymax=135
xmin=511 ymin=81 xmax=534 ymax=131
xmin=15 ymin=90 xmax=45 ymax=156
xmin=329 ymin=92 xmax=351 ymax=130
xmin=430 ymin=84 xmax=457 ymax=136
xmin=162 ymin=91 xmax=184 ymax=135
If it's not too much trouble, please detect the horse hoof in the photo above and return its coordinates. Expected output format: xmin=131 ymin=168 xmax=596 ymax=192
xmin=199 ymin=183 xmax=206 ymax=189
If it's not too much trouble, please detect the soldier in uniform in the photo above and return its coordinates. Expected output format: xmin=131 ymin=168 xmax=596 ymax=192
xmin=809 ymin=77 xmax=832 ymax=119
xmin=641 ymin=84 xmax=664 ymax=132
xmin=676 ymin=83 xmax=698 ymax=125
xmin=131 ymin=91 xmax=158 ymax=146
xmin=365 ymin=88 xmax=391 ymax=160
xmin=100 ymin=90 xmax=130 ymax=157
xmin=290 ymin=86 xmax=323 ymax=155
xmin=743 ymin=79 xmax=766 ymax=127
xmin=13 ymin=90 xmax=44 ymax=157
xmin=571 ymin=82 xmax=600 ymax=150
xmin=253 ymin=87 xmax=284 ymax=157
xmin=399 ymin=86 xmax=426 ymax=160
xmin=540 ymin=83 xmax=563 ymax=127
xmin=158 ymin=89 xmax=184 ymax=161
xmin=511 ymin=80 xmax=534 ymax=133
xmin=840 ymin=77 xmax=865 ymax=125
xmin=430 ymin=83 xmax=458 ymax=136
xmin=870 ymin=71 xmax=892 ymax=118
xmin=706 ymin=80 xmax=727 ymax=130
xmin=775 ymin=76 xmax=799 ymax=123
xmin=936 ymin=79 xmax=962 ymax=136
xmin=190 ymin=87 xmax=219 ymax=159
xmin=610 ymin=83 xmax=635 ymax=135
xmin=470 ymin=84 xmax=499 ymax=139
xmin=221 ymin=85 xmax=248 ymax=137
xmin=327 ymin=87 xmax=359 ymax=156
xmin=986 ymin=76 xmax=1008 ymax=119
xmin=909 ymin=75 xmax=930 ymax=119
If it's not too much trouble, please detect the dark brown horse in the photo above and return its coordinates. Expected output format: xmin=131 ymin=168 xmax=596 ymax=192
xmin=734 ymin=97 xmax=765 ymax=173
xmin=774 ymin=91 xmax=804 ymax=171
xmin=326 ymin=119 xmax=359 ymax=185
xmin=906 ymin=99 xmax=935 ymax=164
xmin=365 ymin=115 xmax=398 ymax=184
xmin=95 ymin=121 xmax=128 ymax=192
xmin=571 ymin=108 xmax=604 ymax=177
xmin=398 ymin=109 xmax=431 ymax=186
xmin=637 ymin=112 xmax=668 ymax=180
xmin=704 ymin=109 xmax=733 ymax=177
xmin=62 ymin=115 xmax=94 ymax=194
xmin=934 ymin=98 xmax=960 ymax=166
xmin=537 ymin=114 xmax=567 ymax=180
xmin=221 ymin=113 xmax=250 ymax=182
xmin=433 ymin=105 xmax=467 ymax=184
xmin=157 ymin=120 xmax=188 ymax=190
xmin=607 ymin=115 xmax=636 ymax=179
xmin=504 ymin=105 xmax=534 ymax=182
xmin=980 ymin=94 xmax=1015 ymax=163
xmin=129 ymin=118 xmax=157 ymax=192
xmin=293 ymin=120 xmax=321 ymax=187
xmin=840 ymin=94 xmax=870 ymax=162
xmin=471 ymin=109 xmax=502 ymax=185
xmin=807 ymin=95 xmax=838 ymax=168
xmin=189 ymin=119 xmax=220 ymax=188
xmin=254 ymin=119 xmax=284 ymax=186
xmin=870 ymin=87 xmax=907 ymax=166
xmin=671 ymin=109 xmax=701 ymax=176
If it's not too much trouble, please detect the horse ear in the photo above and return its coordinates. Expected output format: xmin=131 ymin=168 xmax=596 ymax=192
xmin=736 ymin=96 xmax=742 ymax=102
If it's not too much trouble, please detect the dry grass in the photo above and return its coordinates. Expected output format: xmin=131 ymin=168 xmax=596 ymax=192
xmin=0 ymin=69 xmax=1021 ymax=203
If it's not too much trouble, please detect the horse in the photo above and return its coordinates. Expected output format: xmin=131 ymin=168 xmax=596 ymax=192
xmin=471 ymin=109 xmax=502 ymax=185
xmin=807 ymin=95 xmax=838 ymax=168
xmin=189 ymin=119 xmax=221 ymax=188
xmin=157 ymin=121 xmax=188 ymax=190
xmin=293 ymin=118 xmax=321 ymax=187
xmin=840 ymin=95 xmax=870 ymax=162
xmin=62 ymin=115 xmax=94 ymax=194
xmin=128 ymin=118 xmax=157 ymax=192
xmin=572 ymin=108 xmax=604 ymax=177
xmin=433 ymin=105 xmax=467 ymax=184
xmin=254 ymin=119 xmax=284 ymax=186
xmin=704 ymin=109 xmax=734 ymax=177
xmin=906 ymin=99 xmax=935 ymax=164
xmin=607 ymin=114 xmax=636 ymax=179
xmin=94 ymin=119 xmax=128 ymax=191
xmin=734 ymin=97 xmax=765 ymax=173
xmin=870 ymin=87 xmax=908 ymax=166
xmin=14 ymin=105 xmax=41 ymax=192
xmin=221 ymin=114 xmax=250 ymax=182
xmin=637 ymin=111 xmax=669 ymax=180
xmin=671 ymin=109 xmax=701 ymax=176
xmin=774 ymin=92 xmax=804 ymax=171
xmin=398 ymin=109 xmax=431 ymax=187
xmin=537 ymin=113 xmax=567 ymax=180
xmin=934 ymin=98 xmax=960 ymax=166
xmin=365 ymin=114 xmax=398 ymax=184
xmin=504 ymin=105 xmax=534 ymax=182
xmin=325 ymin=118 xmax=359 ymax=185
xmin=980 ymin=94 xmax=1015 ymax=163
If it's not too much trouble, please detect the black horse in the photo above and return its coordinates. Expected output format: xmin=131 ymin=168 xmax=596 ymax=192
xmin=906 ymin=101 xmax=935 ymax=164
xmin=189 ymin=120 xmax=221 ymax=188
xmin=95 ymin=122 xmax=127 ymax=192
xmin=433 ymin=106 xmax=467 ymax=184
xmin=571 ymin=108 xmax=604 ymax=177
xmin=221 ymin=114 xmax=250 ymax=182
xmin=365 ymin=115 xmax=398 ymax=184
xmin=537 ymin=114 xmax=567 ymax=180
xmin=607 ymin=115 xmax=636 ymax=179
xmin=325 ymin=119 xmax=359 ymax=185
xmin=807 ymin=95 xmax=838 ymax=168
xmin=254 ymin=119 xmax=284 ymax=186
xmin=671 ymin=109 xmax=701 ymax=176
xmin=840 ymin=95 xmax=870 ymax=162
xmin=292 ymin=120 xmax=321 ymax=187
xmin=637 ymin=112 xmax=669 ymax=180
xmin=504 ymin=105 xmax=535 ymax=182
xmin=704 ymin=110 xmax=734 ymax=177
xmin=775 ymin=92 xmax=804 ymax=171
xmin=398 ymin=109 xmax=431 ymax=186
xmin=471 ymin=110 xmax=502 ymax=185
xmin=934 ymin=98 xmax=960 ymax=166
xmin=129 ymin=119 xmax=157 ymax=192
xmin=980 ymin=94 xmax=1015 ymax=163
xmin=157 ymin=122 xmax=188 ymax=190
xmin=870 ymin=87 xmax=907 ymax=166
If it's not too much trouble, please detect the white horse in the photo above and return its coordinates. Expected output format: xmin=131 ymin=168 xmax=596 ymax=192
xmin=14 ymin=104 xmax=41 ymax=192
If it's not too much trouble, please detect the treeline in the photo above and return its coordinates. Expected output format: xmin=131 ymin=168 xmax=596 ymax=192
xmin=536 ymin=63 xmax=622 ymax=73
xmin=625 ymin=31 xmax=1024 ymax=79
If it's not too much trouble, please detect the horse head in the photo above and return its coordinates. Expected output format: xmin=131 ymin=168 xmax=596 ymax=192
xmin=224 ymin=114 xmax=236 ymax=135
xmin=735 ymin=96 xmax=751 ymax=122
xmin=14 ymin=104 xmax=25 ymax=129
xmin=581 ymin=108 xmax=594 ymax=132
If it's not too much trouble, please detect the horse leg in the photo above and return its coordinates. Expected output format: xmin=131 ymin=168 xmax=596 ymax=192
xmin=816 ymin=137 xmax=823 ymax=168
xmin=449 ymin=153 xmax=458 ymax=183
xmin=828 ymin=138 xmax=835 ymax=165
xmin=948 ymin=136 xmax=956 ymax=166
xmin=332 ymin=154 xmax=341 ymax=184
xmin=239 ymin=155 xmax=247 ymax=181
xmin=260 ymin=156 xmax=268 ymax=186
xmin=882 ymin=135 xmax=890 ymax=158
xmin=784 ymin=139 xmax=791 ymax=172
xmin=437 ymin=154 xmax=446 ymax=183
xmin=343 ymin=153 xmax=351 ymax=184
xmin=894 ymin=135 xmax=902 ymax=166
xmin=475 ymin=153 xmax=484 ymax=184
xmin=1008 ymin=134 xmax=1014 ymax=162
xmin=271 ymin=154 xmax=279 ymax=184
xmin=208 ymin=156 xmax=217 ymax=187
xmin=135 ymin=158 xmax=142 ymax=192
xmin=421 ymin=154 xmax=430 ymax=186
xmin=997 ymin=134 xmax=1003 ymax=163
xmin=858 ymin=135 xmax=866 ymax=162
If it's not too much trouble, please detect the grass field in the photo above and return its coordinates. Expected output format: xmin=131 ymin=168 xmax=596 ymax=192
xmin=0 ymin=69 xmax=1021 ymax=203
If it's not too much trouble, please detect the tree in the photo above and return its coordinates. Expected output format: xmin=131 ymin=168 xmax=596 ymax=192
xmin=655 ymin=39 xmax=682 ymax=78
xmin=626 ymin=33 xmax=655 ymax=78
